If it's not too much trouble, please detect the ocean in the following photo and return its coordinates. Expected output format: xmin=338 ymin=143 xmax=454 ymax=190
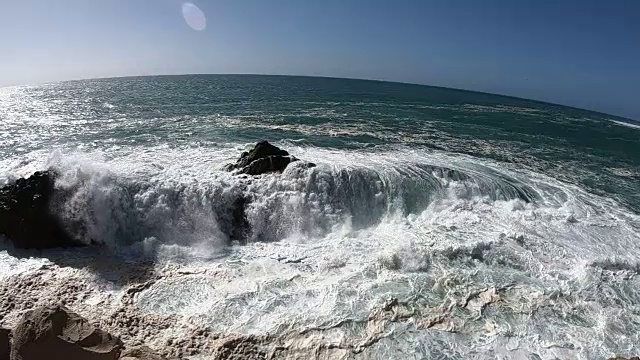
xmin=1 ymin=75 xmax=639 ymax=359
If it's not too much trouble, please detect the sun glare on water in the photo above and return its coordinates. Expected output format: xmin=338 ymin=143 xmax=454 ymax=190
xmin=182 ymin=2 xmax=206 ymax=31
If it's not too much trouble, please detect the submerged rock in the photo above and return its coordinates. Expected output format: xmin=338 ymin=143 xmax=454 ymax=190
xmin=225 ymin=141 xmax=314 ymax=175
xmin=10 ymin=305 xmax=123 ymax=360
xmin=0 ymin=171 xmax=79 ymax=249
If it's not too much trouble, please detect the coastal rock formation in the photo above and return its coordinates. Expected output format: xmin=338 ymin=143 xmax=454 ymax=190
xmin=1 ymin=328 xmax=10 ymax=360
xmin=0 ymin=171 xmax=78 ymax=249
xmin=224 ymin=141 xmax=315 ymax=243
xmin=210 ymin=335 xmax=267 ymax=360
xmin=225 ymin=141 xmax=312 ymax=175
xmin=0 ymin=142 xmax=316 ymax=249
xmin=230 ymin=196 xmax=250 ymax=243
xmin=10 ymin=305 xmax=123 ymax=360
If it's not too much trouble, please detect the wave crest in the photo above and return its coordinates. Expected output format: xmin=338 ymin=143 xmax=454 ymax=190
xmin=40 ymin=148 xmax=541 ymax=248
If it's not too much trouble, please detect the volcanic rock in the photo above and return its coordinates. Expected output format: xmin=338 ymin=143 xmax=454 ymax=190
xmin=10 ymin=305 xmax=123 ymax=360
xmin=0 ymin=171 xmax=78 ymax=249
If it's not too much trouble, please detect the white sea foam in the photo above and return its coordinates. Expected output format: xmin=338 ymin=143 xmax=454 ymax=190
xmin=2 ymin=144 xmax=640 ymax=358
xmin=611 ymin=119 xmax=640 ymax=130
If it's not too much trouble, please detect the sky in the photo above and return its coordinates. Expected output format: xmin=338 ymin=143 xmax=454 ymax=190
xmin=1 ymin=0 xmax=639 ymax=120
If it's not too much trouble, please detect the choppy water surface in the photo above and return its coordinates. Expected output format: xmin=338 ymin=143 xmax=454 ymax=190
xmin=1 ymin=75 xmax=639 ymax=359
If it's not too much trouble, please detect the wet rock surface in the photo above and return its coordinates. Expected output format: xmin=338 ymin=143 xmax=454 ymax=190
xmin=10 ymin=305 xmax=123 ymax=360
xmin=225 ymin=141 xmax=314 ymax=176
xmin=1 ymin=327 xmax=10 ymax=360
xmin=211 ymin=335 xmax=267 ymax=360
xmin=2 ymin=257 xmax=625 ymax=359
xmin=223 ymin=141 xmax=315 ymax=243
xmin=119 ymin=346 xmax=168 ymax=360
xmin=0 ymin=171 xmax=78 ymax=249
xmin=0 ymin=143 xmax=315 ymax=249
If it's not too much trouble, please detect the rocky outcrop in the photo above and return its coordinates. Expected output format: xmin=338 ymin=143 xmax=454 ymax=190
xmin=1 ymin=328 xmax=10 ymax=360
xmin=230 ymin=196 xmax=249 ymax=243
xmin=0 ymin=171 xmax=78 ymax=249
xmin=10 ymin=305 xmax=123 ymax=360
xmin=225 ymin=141 xmax=314 ymax=175
xmin=223 ymin=141 xmax=316 ymax=243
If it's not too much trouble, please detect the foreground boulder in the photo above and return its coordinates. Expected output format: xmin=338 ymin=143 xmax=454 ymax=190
xmin=225 ymin=141 xmax=310 ymax=175
xmin=10 ymin=305 xmax=123 ymax=360
xmin=0 ymin=171 xmax=78 ymax=249
xmin=1 ymin=328 xmax=9 ymax=360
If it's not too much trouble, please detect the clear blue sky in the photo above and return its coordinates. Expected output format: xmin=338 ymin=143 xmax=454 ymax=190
xmin=1 ymin=0 xmax=639 ymax=119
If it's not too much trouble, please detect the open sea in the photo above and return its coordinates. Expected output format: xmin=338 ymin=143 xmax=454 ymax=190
xmin=1 ymin=75 xmax=640 ymax=359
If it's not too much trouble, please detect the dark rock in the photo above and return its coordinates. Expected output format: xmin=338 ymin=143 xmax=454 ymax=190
xmin=225 ymin=141 xmax=298 ymax=175
xmin=1 ymin=328 xmax=10 ymax=360
xmin=230 ymin=141 xmax=290 ymax=169
xmin=119 ymin=346 xmax=168 ymax=360
xmin=298 ymin=162 xmax=316 ymax=169
xmin=241 ymin=155 xmax=296 ymax=176
xmin=10 ymin=305 xmax=123 ymax=360
xmin=0 ymin=171 xmax=79 ymax=249
xmin=222 ymin=142 xmax=317 ymax=243
xmin=608 ymin=357 xmax=640 ymax=360
xmin=382 ymin=297 xmax=399 ymax=311
xmin=230 ymin=196 xmax=249 ymax=243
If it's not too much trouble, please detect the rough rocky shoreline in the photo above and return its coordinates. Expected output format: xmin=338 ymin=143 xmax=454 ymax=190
xmin=0 ymin=256 xmax=282 ymax=360
xmin=0 ymin=142 xmax=638 ymax=359
xmin=0 ymin=142 xmax=304 ymax=359
xmin=2 ymin=259 xmax=638 ymax=360
xmin=0 ymin=142 xmax=325 ymax=359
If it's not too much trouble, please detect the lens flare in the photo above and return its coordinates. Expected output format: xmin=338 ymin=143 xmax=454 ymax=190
xmin=182 ymin=2 xmax=206 ymax=31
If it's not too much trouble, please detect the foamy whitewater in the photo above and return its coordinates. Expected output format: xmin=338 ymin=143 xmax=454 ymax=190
xmin=1 ymin=75 xmax=639 ymax=359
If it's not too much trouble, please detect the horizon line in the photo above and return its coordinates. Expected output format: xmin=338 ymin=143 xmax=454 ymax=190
xmin=2 ymin=72 xmax=637 ymax=123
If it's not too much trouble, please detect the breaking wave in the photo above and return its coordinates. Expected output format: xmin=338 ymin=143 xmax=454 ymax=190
xmin=6 ymin=145 xmax=550 ymax=249
xmin=3 ymin=143 xmax=640 ymax=359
